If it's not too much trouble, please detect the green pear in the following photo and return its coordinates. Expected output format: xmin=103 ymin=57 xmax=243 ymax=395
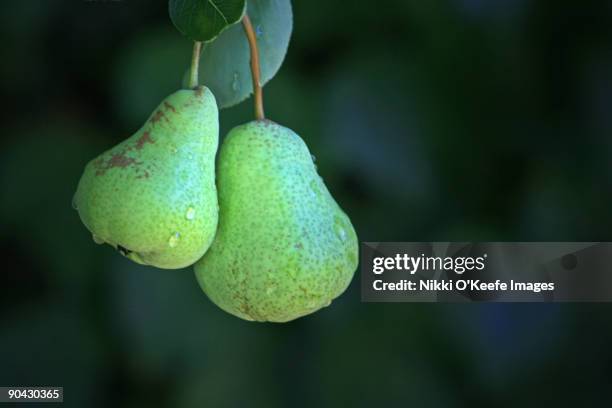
xmin=194 ymin=120 xmax=358 ymax=322
xmin=74 ymin=87 xmax=219 ymax=269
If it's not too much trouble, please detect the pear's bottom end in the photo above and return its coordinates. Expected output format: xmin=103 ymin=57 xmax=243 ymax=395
xmin=195 ymin=272 xmax=341 ymax=323
xmin=224 ymin=299 xmax=334 ymax=324
xmin=93 ymin=235 xmax=202 ymax=270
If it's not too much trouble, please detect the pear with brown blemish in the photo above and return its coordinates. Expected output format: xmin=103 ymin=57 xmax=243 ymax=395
xmin=194 ymin=120 xmax=358 ymax=322
xmin=74 ymin=87 xmax=219 ymax=269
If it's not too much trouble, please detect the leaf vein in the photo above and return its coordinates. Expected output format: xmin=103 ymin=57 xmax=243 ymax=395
xmin=207 ymin=0 xmax=229 ymax=24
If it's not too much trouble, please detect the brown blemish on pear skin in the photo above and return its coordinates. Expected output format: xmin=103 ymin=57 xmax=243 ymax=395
xmin=135 ymin=131 xmax=154 ymax=150
xmin=94 ymin=152 xmax=140 ymax=176
xmin=108 ymin=154 xmax=135 ymax=168
xmin=150 ymin=110 xmax=166 ymax=124
xmin=186 ymin=87 xmax=205 ymax=107
xmin=240 ymin=302 xmax=253 ymax=319
xmin=152 ymin=100 xmax=180 ymax=121
xmin=163 ymin=102 xmax=176 ymax=113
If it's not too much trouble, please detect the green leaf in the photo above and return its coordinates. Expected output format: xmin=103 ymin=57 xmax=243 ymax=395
xmin=169 ymin=0 xmax=247 ymax=42
xmin=192 ymin=0 xmax=293 ymax=109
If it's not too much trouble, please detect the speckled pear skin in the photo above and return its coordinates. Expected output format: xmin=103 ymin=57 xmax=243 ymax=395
xmin=74 ymin=87 xmax=219 ymax=269
xmin=194 ymin=120 xmax=358 ymax=322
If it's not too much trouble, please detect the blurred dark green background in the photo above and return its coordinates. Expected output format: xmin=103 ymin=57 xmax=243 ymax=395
xmin=2 ymin=0 xmax=612 ymax=406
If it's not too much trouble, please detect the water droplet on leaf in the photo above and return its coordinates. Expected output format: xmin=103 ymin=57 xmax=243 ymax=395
xmin=255 ymin=25 xmax=263 ymax=38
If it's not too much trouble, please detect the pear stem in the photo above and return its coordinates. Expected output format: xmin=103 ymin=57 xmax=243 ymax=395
xmin=189 ymin=41 xmax=202 ymax=89
xmin=242 ymin=15 xmax=265 ymax=120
